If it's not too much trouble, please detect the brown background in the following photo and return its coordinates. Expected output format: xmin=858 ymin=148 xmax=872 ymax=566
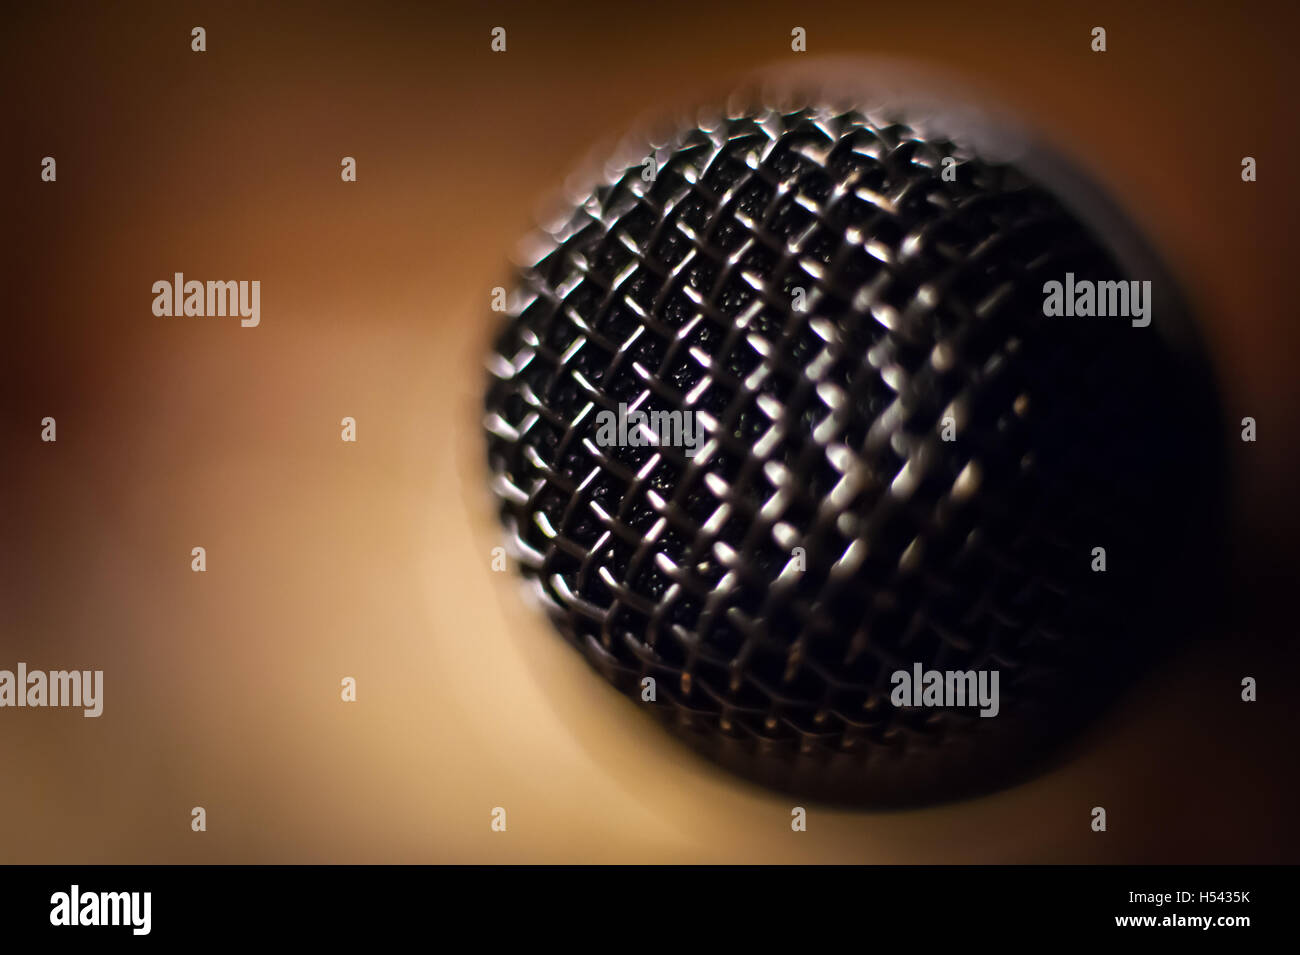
xmin=2 ymin=0 xmax=1297 ymax=862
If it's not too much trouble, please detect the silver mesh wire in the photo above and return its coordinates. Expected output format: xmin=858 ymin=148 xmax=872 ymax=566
xmin=483 ymin=104 xmax=1216 ymax=803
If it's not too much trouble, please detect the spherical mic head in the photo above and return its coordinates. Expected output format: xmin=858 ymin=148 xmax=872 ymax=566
xmin=482 ymin=81 xmax=1225 ymax=806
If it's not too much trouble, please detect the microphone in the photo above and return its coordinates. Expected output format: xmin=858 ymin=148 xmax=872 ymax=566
xmin=483 ymin=88 xmax=1225 ymax=806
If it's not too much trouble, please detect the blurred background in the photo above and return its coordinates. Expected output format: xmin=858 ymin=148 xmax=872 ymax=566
xmin=1 ymin=0 xmax=1297 ymax=862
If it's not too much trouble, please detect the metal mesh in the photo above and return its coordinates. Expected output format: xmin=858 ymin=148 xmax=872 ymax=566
xmin=484 ymin=104 xmax=1216 ymax=804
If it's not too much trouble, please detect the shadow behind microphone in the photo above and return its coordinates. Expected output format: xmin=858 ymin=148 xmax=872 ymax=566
xmin=483 ymin=79 xmax=1226 ymax=807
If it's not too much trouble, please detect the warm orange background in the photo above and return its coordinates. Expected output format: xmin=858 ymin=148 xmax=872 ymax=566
xmin=2 ymin=0 xmax=1297 ymax=862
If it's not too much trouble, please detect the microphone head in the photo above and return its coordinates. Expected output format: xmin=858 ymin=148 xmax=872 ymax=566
xmin=483 ymin=93 xmax=1225 ymax=806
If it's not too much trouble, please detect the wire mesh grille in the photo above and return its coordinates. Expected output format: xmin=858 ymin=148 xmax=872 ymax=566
xmin=484 ymin=104 xmax=1211 ymax=803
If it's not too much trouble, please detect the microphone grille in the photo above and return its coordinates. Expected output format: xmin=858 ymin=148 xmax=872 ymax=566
xmin=484 ymin=104 xmax=1220 ymax=804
